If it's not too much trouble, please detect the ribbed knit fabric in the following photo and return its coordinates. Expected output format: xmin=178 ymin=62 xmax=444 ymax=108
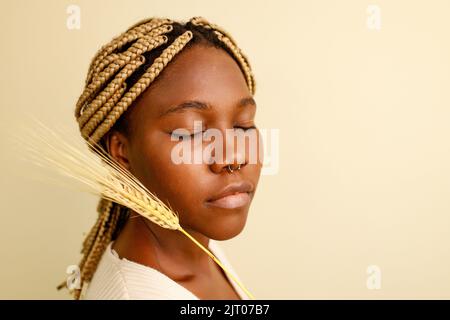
xmin=82 ymin=239 xmax=250 ymax=300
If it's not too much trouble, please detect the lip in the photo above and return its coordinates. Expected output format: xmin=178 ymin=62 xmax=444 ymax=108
xmin=206 ymin=181 xmax=254 ymax=209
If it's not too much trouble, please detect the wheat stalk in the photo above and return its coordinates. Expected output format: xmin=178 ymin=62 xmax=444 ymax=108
xmin=14 ymin=115 xmax=255 ymax=300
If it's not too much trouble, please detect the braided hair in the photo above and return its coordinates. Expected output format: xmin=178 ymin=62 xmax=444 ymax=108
xmin=57 ymin=16 xmax=256 ymax=300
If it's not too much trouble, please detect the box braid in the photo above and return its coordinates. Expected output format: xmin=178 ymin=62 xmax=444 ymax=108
xmin=57 ymin=16 xmax=256 ymax=300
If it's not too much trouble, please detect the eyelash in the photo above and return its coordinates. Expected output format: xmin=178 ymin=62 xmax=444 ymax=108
xmin=236 ymin=125 xmax=257 ymax=132
xmin=171 ymin=125 xmax=257 ymax=138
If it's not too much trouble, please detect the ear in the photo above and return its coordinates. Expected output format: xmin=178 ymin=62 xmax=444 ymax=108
xmin=104 ymin=131 xmax=131 ymax=171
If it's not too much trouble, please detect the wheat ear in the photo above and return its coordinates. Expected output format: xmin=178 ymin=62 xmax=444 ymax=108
xmin=15 ymin=116 xmax=255 ymax=300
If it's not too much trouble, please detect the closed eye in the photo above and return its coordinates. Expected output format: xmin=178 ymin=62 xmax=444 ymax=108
xmin=170 ymin=125 xmax=257 ymax=139
xmin=171 ymin=130 xmax=203 ymax=139
xmin=235 ymin=125 xmax=257 ymax=131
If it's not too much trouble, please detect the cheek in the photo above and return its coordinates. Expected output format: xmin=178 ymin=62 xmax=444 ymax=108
xmin=129 ymin=129 xmax=262 ymax=230
xmin=132 ymin=135 xmax=207 ymax=210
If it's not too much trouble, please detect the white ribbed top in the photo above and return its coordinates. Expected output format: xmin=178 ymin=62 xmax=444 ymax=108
xmin=82 ymin=240 xmax=251 ymax=300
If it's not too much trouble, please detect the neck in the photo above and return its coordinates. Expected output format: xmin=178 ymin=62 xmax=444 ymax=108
xmin=113 ymin=210 xmax=212 ymax=275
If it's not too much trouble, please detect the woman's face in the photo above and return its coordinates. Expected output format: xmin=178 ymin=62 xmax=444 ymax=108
xmin=109 ymin=44 xmax=262 ymax=240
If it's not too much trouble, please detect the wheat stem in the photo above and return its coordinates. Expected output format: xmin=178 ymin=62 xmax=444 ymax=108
xmin=178 ymin=226 xmax=255 ymax=300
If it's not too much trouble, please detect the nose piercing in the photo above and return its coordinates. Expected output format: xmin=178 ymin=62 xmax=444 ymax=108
xmin=226 ymin=163 xmax=241 ymax=173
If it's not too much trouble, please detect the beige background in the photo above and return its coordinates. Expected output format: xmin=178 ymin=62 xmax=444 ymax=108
xmin=1 ymin=0 xmax=449 ymax=299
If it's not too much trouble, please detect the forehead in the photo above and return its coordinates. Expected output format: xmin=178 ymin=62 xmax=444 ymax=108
xmin=131 ymin=45 xmax=251 ymax=119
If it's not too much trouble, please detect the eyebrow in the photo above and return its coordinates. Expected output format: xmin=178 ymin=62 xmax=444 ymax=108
xmin=159 ymin=96 xmax=256 ymax=118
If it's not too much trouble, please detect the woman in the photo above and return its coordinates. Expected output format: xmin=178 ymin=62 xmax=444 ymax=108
xmin=62 ymin=16 xmax=262 ymax=300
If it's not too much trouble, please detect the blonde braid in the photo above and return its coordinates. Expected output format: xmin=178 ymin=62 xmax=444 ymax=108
xmin=81 ymin=198 xmax=111 ymax=255
xmin=56 ymin=198 xmax=113 ymax=295
xmin=89 ymin=30 xmax=194 ymax=144
xmin=82 ymin=18 xmax=173 ymax=90
xmin=61 ymin=16 xmax=256 ymax=300
xmin=73 ymin=202 xmax=122 ymax=300
xmin=77 ymin=25 xmax=173 ymax=118
xmin=72 ymin=200 xmax=113 ymax=299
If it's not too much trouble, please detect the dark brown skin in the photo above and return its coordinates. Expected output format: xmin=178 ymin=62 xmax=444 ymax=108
xmin=105 ymin=44 xmax=262 ymax=299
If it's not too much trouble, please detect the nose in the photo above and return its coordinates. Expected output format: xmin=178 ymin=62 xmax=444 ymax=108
xmin=209 ymin=129 xmax=248 ymax=174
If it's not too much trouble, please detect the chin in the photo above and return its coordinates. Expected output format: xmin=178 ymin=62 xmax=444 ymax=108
xmin=203 ymin=210 xmax=249 ymax=241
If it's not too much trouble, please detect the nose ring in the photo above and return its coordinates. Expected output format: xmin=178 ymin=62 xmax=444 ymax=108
xmin=226 ymin=163 xmax=241 ymax=173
